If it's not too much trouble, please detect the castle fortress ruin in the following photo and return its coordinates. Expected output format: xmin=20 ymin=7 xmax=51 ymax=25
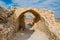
xmin=0 ymin=7 xmax=60 ymax=40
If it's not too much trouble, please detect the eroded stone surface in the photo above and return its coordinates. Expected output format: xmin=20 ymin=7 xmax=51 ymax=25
xmin=0 ymin=7 xmax=60 ymax=40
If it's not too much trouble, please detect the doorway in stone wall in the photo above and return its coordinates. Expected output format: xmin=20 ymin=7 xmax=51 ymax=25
xmin=24 ymin=12 xmax=34 ymax=30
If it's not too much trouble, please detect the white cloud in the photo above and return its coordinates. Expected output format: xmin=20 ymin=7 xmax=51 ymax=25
xmin=0 ymin=1 xmax=7 ymax=8
xmin=12 ymin=0 xmax=40 ymax=3
xmin=11 ymin=0 xmax=58 ymax=10
xmin=0 ymin=1 xmax=15 ymax=9
xmin=11 ymin=0 xmax=55 ymax=6
xmin=42 ymin=0 xmax=55 ymax=4
xmin=12 ymin=0 xmax=41 ymax=6
xmin=11 ymin=0 xmax=60 ymax=10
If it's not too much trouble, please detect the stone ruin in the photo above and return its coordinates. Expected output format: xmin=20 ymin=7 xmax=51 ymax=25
xmin=0 ymin=7 xmax=60 ymax=40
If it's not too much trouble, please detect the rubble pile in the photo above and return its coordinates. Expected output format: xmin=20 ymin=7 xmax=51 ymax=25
xmin=0 ymin=22 xmax=15 ymax=40
xmin=0 ymin=7 xmax=15 ymax=40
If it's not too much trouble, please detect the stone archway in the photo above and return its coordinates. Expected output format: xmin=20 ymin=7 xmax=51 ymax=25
xmin=16 ymin=9 xmax=42 ymax=31
xmin=10 ymin=8 xmax=60 ymax=40
xmin=12 ymin=9 xmax=44 ymax=31
xmin=11 ymin=8 xmax=55 ymax=32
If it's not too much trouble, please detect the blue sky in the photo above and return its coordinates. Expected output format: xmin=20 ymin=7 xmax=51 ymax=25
xmin=0 ymin=0 xmax=60 ymax=18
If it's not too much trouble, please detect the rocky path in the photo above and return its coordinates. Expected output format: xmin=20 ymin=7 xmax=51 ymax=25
xmin=12 ymin=29 xmax=49 ymax=40
xmin=13 ymin=29 xmax=34 ymax=40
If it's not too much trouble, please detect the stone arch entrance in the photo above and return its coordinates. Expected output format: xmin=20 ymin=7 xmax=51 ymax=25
xmin=17 ymin=9 xmax=41 ymax=31
xmin=11 ymin=8 xmax=55 ymax=32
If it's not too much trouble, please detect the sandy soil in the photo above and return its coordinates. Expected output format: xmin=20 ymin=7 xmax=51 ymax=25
xmin=55 ymin=18 xmax=60 ymax=23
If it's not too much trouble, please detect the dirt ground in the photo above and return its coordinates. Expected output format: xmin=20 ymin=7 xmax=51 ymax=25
xmin=12 ymin=29 xmax=34 ymax=40
xmin=12 ymin=29 xmax=49 ymax=40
